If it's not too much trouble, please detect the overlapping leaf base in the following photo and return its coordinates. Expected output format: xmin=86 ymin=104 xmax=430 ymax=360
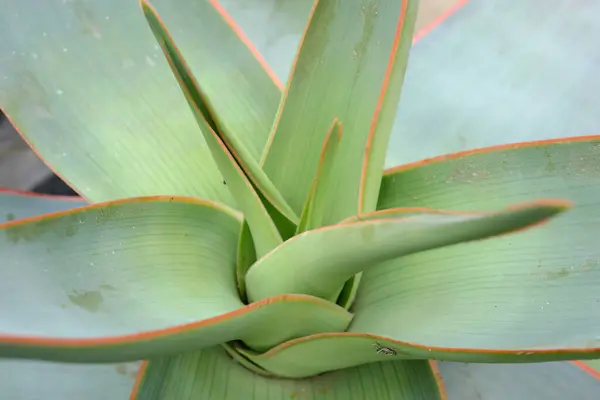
xmin=132 ymin=346 xmax=443 ymax=400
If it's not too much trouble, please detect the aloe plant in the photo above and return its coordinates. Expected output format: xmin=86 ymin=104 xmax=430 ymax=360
xmin=1 ymin=0 xmax=600 ymax=399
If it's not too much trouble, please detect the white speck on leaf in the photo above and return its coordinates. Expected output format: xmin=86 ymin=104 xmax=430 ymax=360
xmin=56 ymin=89 xmax=64 ymax=95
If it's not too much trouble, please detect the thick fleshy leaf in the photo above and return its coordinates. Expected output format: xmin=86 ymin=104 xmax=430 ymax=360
xmin=355 ymin=136 xmax=600 ymax=360
xmin=141 ymin=1 xmax=299 ymax=226
xmin=141 ymin=2 xmax=283 ymax=257
xmin=235 ymin=220 xmax=255 ymax=303
xmin=386 ymin=0 xmax=600 ymax=166
xmin=439 ymin=361 xmax=600 ymax=400
xmin=0 ymin=196 xmax=351 ymax=362
xmin=245 ymin=201 xmax=567 ymax=303
xmin=0 ymin=0 xmax=280 ymax=204
xmin=131 ymin=346 xmax=443 ymax=400
xmin=296 ymin=118 xmax=342 ymax=233
xmin=0 ymin=189 xmax=139 ymax=399
xmin=260 ymin=0 xmax=418 ymax=222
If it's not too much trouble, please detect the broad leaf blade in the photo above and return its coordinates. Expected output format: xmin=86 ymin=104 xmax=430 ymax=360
xmin=142 ymin=2 xmax=283 ymax=257
xmin=0 ymin=0 xmax=280 ymax=204
xmin=261 ymin=0 xmax=418 ymax=222
xmin=131 ymin=346 xmax=443 ymax=400
xmin=352 ymin=137 xmax=600 ymax=361
xmin=0 ymin=189 xmax=139 ymax=400
xmin=0 ymin=197 xmax=351 ymax=361
xmin=141 ymin=1 xmax=299 ymax=225
xmin=246 ymin=201 xmax=567 ymax=302
xmin=296 ymin=118 xmax=342 ymax=233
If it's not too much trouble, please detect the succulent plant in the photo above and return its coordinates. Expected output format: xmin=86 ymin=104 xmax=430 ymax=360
xmin=1 ymin=0 xmax=600 ymax=399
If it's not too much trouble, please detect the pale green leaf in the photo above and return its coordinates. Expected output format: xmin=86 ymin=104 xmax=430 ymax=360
xmin=141 ymin=3 xmax=282 ymax=257
xmin=354 ymin=137 xmax=600 ymax=361
xmin=0 ymin=197 xmax=351 ymax=361
xmin=131 ymin=346 xmax=443 ymax=400
xmin=296 ymin=118 xmax=342 ymax=233
xmin=246 ymin=201 xmax=567 ymax=303
xmin=0 ymin=0 xmax=280 ymax=204
xmin=0 ymin=189 xmax=139 ymax=400
xmin=141 ymin=1 xmax=299 ymax=226
xmin=261 ymin=0 xmax=418 ymax=223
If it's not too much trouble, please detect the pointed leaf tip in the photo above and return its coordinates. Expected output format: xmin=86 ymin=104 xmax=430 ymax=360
xmin=296 ymin=117 xmax=343 ymax=233
xmin=246 ymin=198 xmax=570 ymax=302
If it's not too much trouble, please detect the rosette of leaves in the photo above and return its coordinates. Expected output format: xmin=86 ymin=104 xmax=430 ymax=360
xmin=1 ymin=0 xmax=599 ymax=399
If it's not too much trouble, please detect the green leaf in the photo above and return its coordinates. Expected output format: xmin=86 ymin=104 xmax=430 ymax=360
xmin=358 ymin=136 xmax=600 ymax=361
xmin=0 ymin=196 xmax=351 ymax=362
xmin=131 ymin=346 xmax=443 ymax=400
xmin=235 ymin=220 xmax=255 ymax=303
xmin=0 ymin=189 xmax=139 ymax=400
xmin=296 ymin=118 xmax=343 ymax=233
xmin=0 ymin=0 xmax=280 ymax=204
xmin=260 ymin=0 xmax=418 ymax=222
xmin=141 ymin=1 xmax=299 ymax=226
xmin=439 ymin=361 xmax=600 ymax=400
xmin=245 ymin=200 xmax=567 ymax=303
xmin=335 ymin=272 xmax=362 ymax=309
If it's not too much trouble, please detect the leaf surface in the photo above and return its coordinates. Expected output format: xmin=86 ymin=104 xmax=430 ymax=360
xmin=131 ymin=346 xmax=443 ymax=400
xmin=356 ymin=137 xmax=600 ymax=360
xmin=0 ymin=0 xmax=280 ymax=204
xmin=260 ymin=0 xmax=418 ymax=222
xmin=246 ymin=201 xmax=567 ymax=302
xmin=142 ymin=1 xmax=299 ymax=226
xmin=0 ymin=197 xmax=351 ymax=361
xmin=0 ymin=189 xmax=140 ymax=399
xmin=141 ymin=2 xmax=289 ymax=256
xmin=296 ymin=118 xmax=342 ymax=233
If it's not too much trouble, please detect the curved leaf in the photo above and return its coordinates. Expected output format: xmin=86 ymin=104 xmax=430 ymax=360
xmin=0 ymin=196 xmax=351 ymax=362
xmin=141 ymin=1 xmax=283 ymax=258
xmin=0 ymin=189 xmax=139 ymax=400
xmin=235 ymin=220 xmax=255 ymax=303
xmin=131 ymin=346 xmax=443 ymax=400
xmin=0 ymin=0 xmax=280 ymax=204
xmin=356 ymin=136 xmax=600 ymax=360
xmin=142 ymin=1 xmax=298 ymax=226
xmin=260 ymin=0 xmax=418 ymax=223
xmin=245 ymin=201 xmax=567 ymax=303
xmin=296 ymin=118 xmax=342 ymax=233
